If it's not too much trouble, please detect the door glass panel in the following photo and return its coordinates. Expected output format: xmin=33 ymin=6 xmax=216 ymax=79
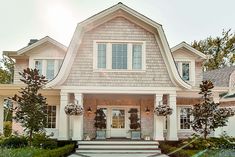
xmin=112 ymin=109 xmax=125 ymax=128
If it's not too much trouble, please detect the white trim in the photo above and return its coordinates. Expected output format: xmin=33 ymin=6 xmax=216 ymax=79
xmin=177 ymin=105 xmax=193 ymax=131
xmin=17 ymin=36 xmax=67 ymax=55
xmin=93 ymin=40 xmax=146 ymax=71
xmin=175 ymin=59 xmax=195 ymax=86
xmin=171 ymin=42 xmax=207 ymax=60
xmin=46 ymin=3 xmax=191 ymax=89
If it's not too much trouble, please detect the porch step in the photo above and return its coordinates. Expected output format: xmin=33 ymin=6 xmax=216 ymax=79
xmin=76 ymin=140 xmax=161 ymax=154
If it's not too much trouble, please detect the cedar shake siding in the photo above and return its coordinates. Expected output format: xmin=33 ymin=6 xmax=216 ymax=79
xmin=63 ymin=17 xmax=174 ymax=87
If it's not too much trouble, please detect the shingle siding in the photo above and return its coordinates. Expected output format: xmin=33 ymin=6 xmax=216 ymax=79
xmin=13 ymin=59 xmax=28 ymax=84
xmin=63 ymin=17 xmax=174 ymax=87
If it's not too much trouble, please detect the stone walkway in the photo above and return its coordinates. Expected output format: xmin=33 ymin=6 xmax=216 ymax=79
xmin=69 ymin=153 xmax=168 ymax=157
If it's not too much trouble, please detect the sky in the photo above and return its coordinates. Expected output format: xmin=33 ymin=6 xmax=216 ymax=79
xmin=0 ymin=0 xmax=235 ymax=57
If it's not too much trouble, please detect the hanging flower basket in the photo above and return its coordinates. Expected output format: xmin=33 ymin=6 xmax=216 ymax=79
xmin=64 ymin=103 xmax=84 ymax=116
xmin=154 ymin=103 xmax=173 ymax=116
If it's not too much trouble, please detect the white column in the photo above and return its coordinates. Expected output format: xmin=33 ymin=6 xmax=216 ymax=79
xmin=0 ymin=97 xmax=4 ymax=135
xmin=73 ymin=93 xmax=84 ymax=140
xmin=58 ymin=92 xmax=69 ymax=140
xmin=166 ymin=94 xmax=178 ymax=141
xmin=153 ymin=94 xmax=164 ymax=140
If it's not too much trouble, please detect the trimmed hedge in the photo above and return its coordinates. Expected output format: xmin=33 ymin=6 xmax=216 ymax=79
xmin=33 ymin=144 xmax=75 ymax=157
xmin=0 ymin=136 xmax=28 ymax=148
xmin=160 ymin=143 xmax=199 ymax=157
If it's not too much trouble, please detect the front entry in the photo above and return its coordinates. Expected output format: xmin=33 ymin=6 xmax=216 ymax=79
xmin=110 ymin=108 xmax=127 ymax=137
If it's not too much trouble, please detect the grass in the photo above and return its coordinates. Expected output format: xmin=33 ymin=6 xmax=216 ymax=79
xmin=0 ymin=147 xmax=46 ymax=157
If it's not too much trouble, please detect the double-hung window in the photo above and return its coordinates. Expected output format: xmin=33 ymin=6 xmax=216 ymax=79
xmin=95 ymin=41 xmax=145 ymax=71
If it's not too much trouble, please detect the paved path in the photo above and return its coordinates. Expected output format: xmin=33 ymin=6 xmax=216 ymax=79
xmin=69 ymin=153 xmax=168 ymax=157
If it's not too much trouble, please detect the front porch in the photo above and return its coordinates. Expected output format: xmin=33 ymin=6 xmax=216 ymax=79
xmin=58 ymin=92 xmax=178 ymax=141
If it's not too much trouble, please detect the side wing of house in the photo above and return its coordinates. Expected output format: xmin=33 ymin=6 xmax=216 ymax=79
xmin=1 ymin=37 xmax=66 ymax=137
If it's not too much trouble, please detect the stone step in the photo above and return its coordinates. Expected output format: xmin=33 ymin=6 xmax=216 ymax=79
xmin=79 ymin=144 xmax=158 ymax=149
xmin=78 ymin=140 xmax=159 ymax=145
xmin=76 ymin=149 xmax=161 ymax=153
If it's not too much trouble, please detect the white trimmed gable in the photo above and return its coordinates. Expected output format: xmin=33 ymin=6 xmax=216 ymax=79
xmin=47 ymin=2 xmax=191 ymax=89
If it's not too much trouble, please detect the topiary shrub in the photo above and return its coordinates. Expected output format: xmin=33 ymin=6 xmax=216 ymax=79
xmin=3 ymin=121 xmax=12 ymax=137
xmin=32 ymin=133 xmax=57 ymax=149
xmin=0 ymin=135 xmax=28 ymax=148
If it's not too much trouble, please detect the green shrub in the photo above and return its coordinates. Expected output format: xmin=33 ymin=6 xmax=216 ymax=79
xmin=33 ymin=144 xmax=75 ymax=157
xmin=0 ymin=147 xmax=44 ymax=157
xmin=160 ymin=143 xmax=199 ymax=157
xmin=0 ymin=136 xmax=28 ymax=148
xmin=32 ymin=133 xmax=57 ymax=149
xmin=3 ymin=121 xmax=12 ymax=137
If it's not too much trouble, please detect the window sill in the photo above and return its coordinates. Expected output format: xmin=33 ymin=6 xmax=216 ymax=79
xmin=93 ymin=69 xmax=146 ymax=73
xmin=178 ymin=129 xmax=193 ymax=132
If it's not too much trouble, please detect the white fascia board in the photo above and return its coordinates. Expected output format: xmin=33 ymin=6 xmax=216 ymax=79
xmin=171 ymin=42 xmax=207 ymax=60
xmin=17 ymin=37 xmax=67 ymax=55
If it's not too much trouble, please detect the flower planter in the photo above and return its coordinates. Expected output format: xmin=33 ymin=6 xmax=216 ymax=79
xmin=96 ymin=130 xmax=106 ymax=139
xmin=131 ymin=130 xmax=141 ymax=140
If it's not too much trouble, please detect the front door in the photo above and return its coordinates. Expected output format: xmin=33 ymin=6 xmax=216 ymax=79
xmin=110 ymin=108 xmax=127 ymax=137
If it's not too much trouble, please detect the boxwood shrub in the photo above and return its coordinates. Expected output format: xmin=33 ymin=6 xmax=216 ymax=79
xmin=33 ymin=144 xmax=75 ymax=157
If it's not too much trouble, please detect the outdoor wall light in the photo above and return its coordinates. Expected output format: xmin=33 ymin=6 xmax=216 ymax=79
xmin=87 ymin=106 xmax=92 ymax=114
xmin=145 ymin=106 xmax=150 ymax=114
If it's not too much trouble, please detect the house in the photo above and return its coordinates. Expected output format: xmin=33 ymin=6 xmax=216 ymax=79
xmin=0 ymin=3 xmax=234 ymax=142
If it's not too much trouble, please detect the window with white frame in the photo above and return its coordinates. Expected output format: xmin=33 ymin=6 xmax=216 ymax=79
xmin=35 ymin=60 xmax=42 ymax=75
xmin=176 ymin=62 xmax=190 ymax=81
xmin=97 ymin=43 xmax=106 ymax=68
xmin=180 ymin=107 xmax=191 ymax=129
xmin=46 ymin=60 xmax=55 ymax=80
xmin=94 ymin=41 xmax=145 ymax=71
xmin=34 ymin=59 xmax=63 ymax=80
xmin=45 ymin=105 xmax=56 ymax=128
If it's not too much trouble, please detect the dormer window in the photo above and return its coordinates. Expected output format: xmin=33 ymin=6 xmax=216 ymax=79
xmin=176 ymin=61 xmax=190 ymax=81
xmin=94 ymin=40 xmax=146 ymax=71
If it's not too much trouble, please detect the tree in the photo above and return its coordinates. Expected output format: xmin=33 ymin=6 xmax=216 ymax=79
xmin=10 ymin=68 xmax=48 ymax=146
xmin=190 ymin=80 xmax=234 ymax=139
xmin=0 ymin=55 xmax=14 ymax=84
xmin=192 ymin=29 xmax=235 ymax=71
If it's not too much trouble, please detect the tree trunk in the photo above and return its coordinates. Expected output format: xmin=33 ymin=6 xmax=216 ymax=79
xmin=29 ymin=129 xmax=33 ymax=146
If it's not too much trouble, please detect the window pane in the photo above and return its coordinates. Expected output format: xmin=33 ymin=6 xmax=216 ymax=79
xmin=182 ymin=63 xmax=190 ymax=81
xmin=46 ymin=60 xmax=55 ymax=80
xmin=35 ymin=60 xmax=42 ymax=75
xmin=132 ymin=44 xmax=142 ymax=69
xmin=97 ymin=44 xmax=106 ymax=68
xmin=180 ymin=108 xmax=190 ymax=129
xmin=46 ymin=106 xmax=56 ymax=128
xmin=112 ymin=44 xmax=127 ymax=69
xmin=112 ymin=109 xmax=125 ymax=128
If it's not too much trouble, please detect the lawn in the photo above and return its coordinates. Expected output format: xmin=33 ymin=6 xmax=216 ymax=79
xmin=0 ymin=147 xmax=45 ymax=157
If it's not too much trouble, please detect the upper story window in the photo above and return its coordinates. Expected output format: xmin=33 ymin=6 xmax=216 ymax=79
xmin=34 ymin=59 xmax=63 ymax=80
xmin=35 ymin=60 xmax=42 ymax=75
xmin=46 ymin=60 xmax=55 ymax=80
xmin=94 ymin=41 xmax=146 ymax=71
xmin=176 ymin=62 xmax=190 ymax=81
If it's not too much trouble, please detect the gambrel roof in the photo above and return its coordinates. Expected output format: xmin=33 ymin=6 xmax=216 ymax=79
xmin=46 ymin=2 xmax=191 ymax=89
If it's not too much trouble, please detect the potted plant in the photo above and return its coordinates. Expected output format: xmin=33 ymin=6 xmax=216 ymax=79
xmin=94 ymin=108 xmax=106 ymax=139
xmin=128 ymin=108 xmax=141 ymax=139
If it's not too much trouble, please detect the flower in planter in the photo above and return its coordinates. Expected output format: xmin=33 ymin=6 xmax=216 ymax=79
xmin=154 ymin=102 xmax=173 ymax=116
xmin=64 ymin=101 xmax=84 ymax=116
